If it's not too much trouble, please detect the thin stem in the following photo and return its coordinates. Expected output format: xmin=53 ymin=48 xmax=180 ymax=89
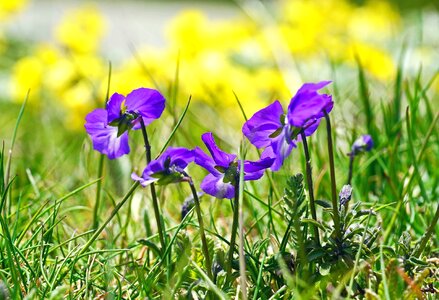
xmin=139 ymin=118 xmax=166 ymax=252
xmin=92 ymin=155 xmax=105 ymax=230
xmin=300 ymin=131 xmax=320 ymax=246
xmin=324 ymin=112 xmax=342 ymax=242
xmin=413 ymin=204 xmax=439 ymax=257
xmin=238 ymin=145 xmax=248 ymax=300
xmin=347 ymin=154 xmax=354 ymax=185
xmin=227 ymin=179 xmax=240 ymax=279
xmin=186 ymin=176 xmax=213 ymax=280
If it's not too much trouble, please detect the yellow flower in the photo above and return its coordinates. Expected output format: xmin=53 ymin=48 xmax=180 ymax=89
xmin=10 ymin=56 xmax=43 ymax=101
xmin=348 ymin=42 xmax=395 ymax=81
xmin=55 ymin=5 xmax=106 ymax=54
xmin=62 ymin=81 xmax=95 ymax=129
xmin=0 ymin=0 xmax=27 ymax=20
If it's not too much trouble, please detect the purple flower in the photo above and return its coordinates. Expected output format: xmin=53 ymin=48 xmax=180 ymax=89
xmin=243 ymin=81 xmax=333 ymax=171
xmin=85 ymin=88 xmax=165 ymax=159
xmin=339 ymin=184 xmax=353 ymax=206
xmin=132 ymin=147 xmax=194 ymax=186
xmin=351 ymin=135 xmax=373 ymax=155
xmin=194 ymin=132 xmax=274 ymax=199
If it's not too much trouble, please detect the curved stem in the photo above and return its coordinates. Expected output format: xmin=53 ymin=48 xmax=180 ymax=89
xmin=324 ymin=112 xmax=342 ymax=242
xmin=139 ymin=118 xmax=166 ymax=252
xmin=185 ymin=176 xmax=213 ymax=280
xmin=300 ymin=131 xmax=320 ymax=246
xmin=227 ymin=180 xmax=240 ymax=278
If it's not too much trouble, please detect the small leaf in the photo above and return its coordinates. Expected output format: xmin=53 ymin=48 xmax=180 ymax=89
xmin=301 ymin=218 xmax=327 ymax=231
xmin=137 ymin=238 xmax=161 ymax=257
xmin=315 ymin=199 xmax=332 ymax=208
xmin=408 ymin=256 xmax=428 ymax=266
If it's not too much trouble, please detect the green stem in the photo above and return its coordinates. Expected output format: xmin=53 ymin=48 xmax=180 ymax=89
xmin=347 ymin=154 xmax=354 ymax=186
xmin=227 ymin=179 xmax=240 ymax=279
xmin=92 ymin=155 xmax=105 ymax=229
xmin=300 ymin=131 xmax=320 ymax=246
xmin=324 ymin=112 xmax=342 ymax=242
xmin=185 ymin=175 xmax=213 ymax=280
xmin=413 ymin=204 xmax=439 ymax=257
xmin=139 ymin=118 xmax=166 ymax=252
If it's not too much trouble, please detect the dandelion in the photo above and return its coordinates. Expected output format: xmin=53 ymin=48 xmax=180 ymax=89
xmin=194 ymin=132 xmax=274 ymax=199
xmin=84 ymin=87 xmax=165 ymax=159
xmin=243 ymin=81 xmax=333 ymax=170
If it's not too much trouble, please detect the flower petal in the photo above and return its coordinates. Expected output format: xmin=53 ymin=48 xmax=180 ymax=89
xmin=201 ymin=132 xmax=236 ymax=167
xmin=267 ymin=127 xmax=296 ymax=171
xmin=106 ymin=93 xmax=125 ymax=123
xmin=131 ymin=171 xmax=158 ymax=187
xmin=85 ymin=108 xmax=130 ymax=159
xmin=167 ymin=147 xmax=195 ymax=169
xmin=200 ymin=173 xmax=235 ymax=199
xmin=243 ymin=157 xmax=274 ymax=180
xmin=242 ymin=100 xmax=284 ymax=148
xmin=194 ymin=147 xmax=221 ymax=176
xmin=287 ymin=81 xmax=333 ymax=128
xmin=125 ymin=88 xmax=166 ymax=127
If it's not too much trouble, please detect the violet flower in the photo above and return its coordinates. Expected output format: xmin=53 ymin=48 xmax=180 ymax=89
xmin=194 ymin=132 xmax=274 ymax=199
xmin=85 ymin=88 xmax=165 ymax=159
xmin=132 ymin=147 xmax=194 ymax=186
xmin=351 ymin=134 xmax=374 ymax=155
xmin=242 ymin=81 xmax=333 ymax=171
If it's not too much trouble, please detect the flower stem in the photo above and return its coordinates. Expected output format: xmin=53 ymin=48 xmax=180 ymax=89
xmin=300 ymin=131 xmax=320 ymax=246
xmin=185 ymin=175 xmax=213 ymax=280
xmin=139 ymin=118 xmax=166 ymax=252
xmin=324 ymin=112 xmax=342 ymax=242
xmin=347 ymin=153 xmax=354 ymax=185
xmin=227 ymin=179 xmax=240 ymax=279
xmin=413 ymin=204 xmax=439 ymax=257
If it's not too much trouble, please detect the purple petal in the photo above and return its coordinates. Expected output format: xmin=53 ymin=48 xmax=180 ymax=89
xmin=136 ymin=147 xmax=194 ymax=185
xmin=166 ymin=147 xmax=195 ymax=169
xmin=303 ymin=119 xmax=321 ymax=137
xmin=265 ymin=126 xmax=296 ymax=171
xmin=125 ymin=88 xmax=166 ymax=128
xmin=201 ymin=132 xmax=236 ymax=167
xmin=106 ymin=93 xmax=125 ymax=123
xmin=351 ymin=134 xmax=374 ymax=154
xmin=194 ymin=147 xmax=221 ymax=176
xmin=243 ymin=157 xmax=274 ymax=180
xmin=287 ymin=81 xmax=333 ymax=128
xmin=131 ymin=171 xmax=157 ymax=187
xmin=242 ymin=100 xmax=285 ymax=148
xmin=200 ymin=173 xmax=235 ymax=199
xmin=85 ymin=108 xmax=130 ymax=159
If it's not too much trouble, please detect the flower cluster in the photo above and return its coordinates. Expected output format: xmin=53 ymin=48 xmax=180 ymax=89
xmin=85 ymin=81 xmax=334 ymax=200
xmin=242 ymin=81 xmax=333 ymax=170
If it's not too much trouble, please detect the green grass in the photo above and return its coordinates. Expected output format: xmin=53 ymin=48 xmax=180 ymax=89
xmin=0 ymin=59 xmax=438 ymax=300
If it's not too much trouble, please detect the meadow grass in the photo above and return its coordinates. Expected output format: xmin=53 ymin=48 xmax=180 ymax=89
xmin=0 ymin=60 xmax=438 ymax=300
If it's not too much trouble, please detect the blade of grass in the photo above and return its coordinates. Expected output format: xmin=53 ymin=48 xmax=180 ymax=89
xmin=5 ymin=90 xmax=29 ymax=187
xmin=158 ymin=96 xmax=191 ymax=156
